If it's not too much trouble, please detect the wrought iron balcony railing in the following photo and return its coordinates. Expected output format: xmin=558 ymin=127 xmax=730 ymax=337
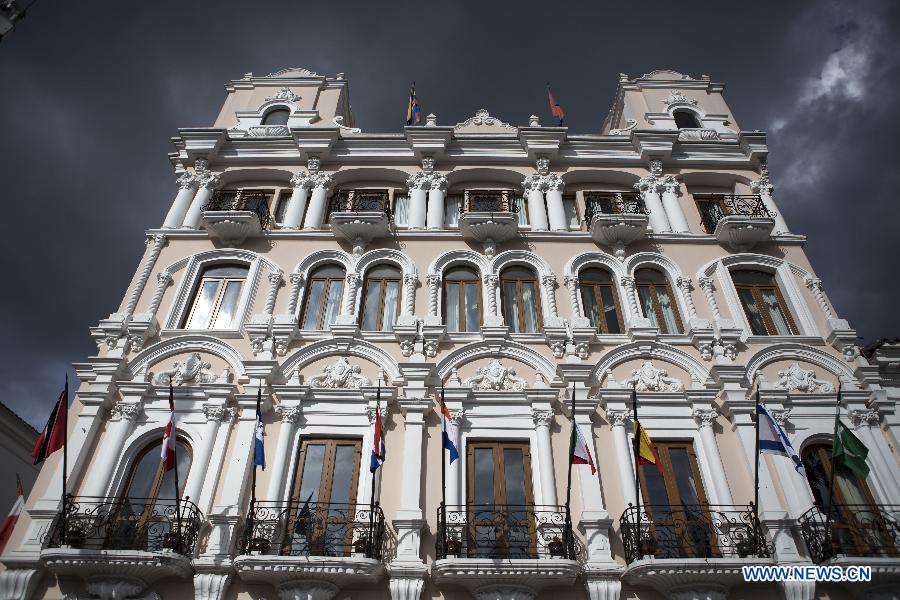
xmin=798 ymin=504 xmax=900 ymax=563
xmin=43 ymin=495 xmax=203 ymax=556
xmin=203 ymin=190 xmax=273 ymax=229
xmin=328 ymin=189 xmax=392 ymax=219
xmin=694 ymin=194 xmax=773 ymax=234
xmin=240 ymin=500 xmax=385 ymax=560
xmin=436 ymin=503 xmax=576 ymax=560
xmin=460 ymin=190 xmax=520 ymax=214
xmin=583 ymin=192 xmax=649 ymax=223
xmin=619 ymin=503 xmax=770 ymax=564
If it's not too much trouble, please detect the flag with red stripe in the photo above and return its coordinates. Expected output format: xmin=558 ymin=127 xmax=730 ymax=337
xmin=547 ymin=85 xmax=565 ymax=126
xmin=161 ymin=385 xmax=176 ymax=472
xmin=0 ymin=475 xmax=25 ymax=554
xmin=32 ymin=384 xmax=67 ymax=464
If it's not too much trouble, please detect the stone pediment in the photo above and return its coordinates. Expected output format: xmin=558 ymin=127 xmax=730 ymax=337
xmin=639 ymin=69 xmax=693 ymax=81
xmin=454 ymin=109 xmax=518 ymax=134
xmin=264 ymin=67 xmax=321 ymax=78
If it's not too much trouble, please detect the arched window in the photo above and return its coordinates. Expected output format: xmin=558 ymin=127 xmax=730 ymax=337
xmin=183 ymin=264 xmax=249 ymax=330
xmin=802 ymin=443 xmax=880 ymax=556
xmin=360 ymin=265 xmax=402 ymax=331
xmin=635 ymin=268 xmax=683 ymax=334
xmin=673 ymin=110 xmax=701 ymax=129
xmin=262 ymin=108 xmax=290 ymax=126
xmin=579 ymin=268 xmax=624 ymax=334
xmin=300 ymin=264 xmax=345 ymax=330
xmin=115 ymin=438 xmax=192 ymax=551
xmin=444 ymin=266 xmax=481 ymax=333
xmin=731 ymin=270 xmax=798 ymax=336
xmin=500 ymin=266 xmax=542 ymax=333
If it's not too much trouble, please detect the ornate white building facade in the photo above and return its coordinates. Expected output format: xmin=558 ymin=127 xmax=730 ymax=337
xmin=1 ymin=68 xmax=898 ymax=600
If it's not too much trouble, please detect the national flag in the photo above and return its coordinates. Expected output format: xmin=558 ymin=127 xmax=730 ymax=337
xmin=406 ymin=83 xmax=421 ymax=126
xmin=833 ymin=419 xmax=869 ymax=478
xmin=32 ymin=381 xmax=68 ymax=464
xmin=547 ymin=85 xmax=565 ymax=126
xmin=440 ymin=392 xmax=459 ymax=464
xmin=370 ymin=387 xmax=385 ymax=473
xmin=636 ymin=420 xmax=663 ymax=474
xmin=0 ymin=475 xmax=26 ymax=554
xmin=161 ymin=385 xmax=176 ymax=472
xmin=570 ymin=420 xmax=596 ymax=475
xmin=254 ymin=389 xmax=265 ymax=471
xmin=758 ymin=403 xmax=806 ymax=478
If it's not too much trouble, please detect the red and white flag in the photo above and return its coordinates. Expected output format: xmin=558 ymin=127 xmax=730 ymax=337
xmin=161 ymin=385 xmax=176 ymax=472
xmin=0 ymin=476 xmax=26 ymax=554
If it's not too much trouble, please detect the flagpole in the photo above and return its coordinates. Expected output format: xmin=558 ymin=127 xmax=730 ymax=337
xmin=440 ymin=386 xmax=447 ymax=553
xmin=565 ymin=382 xmax=575 ymax=554
xmin=170 ymin=384 xmax=183 ymax=552
xmin=62 ymin=373 xmax=68 ymax=546
xmin=824 ymin=383 xmax=842 ymax=556
xmin=369 ymin=383 xmax=380 ymax=556
xmin=754 ymin=386 xmax=761 ymax=528
xmin=631 ymin=385 xmax=640 ymax=553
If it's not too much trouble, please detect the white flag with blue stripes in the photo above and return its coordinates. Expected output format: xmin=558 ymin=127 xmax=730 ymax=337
xmin=758 ymin=403 xmax=804 ymax=478
xmin=254 ymin=390 xmax=265 ymax=470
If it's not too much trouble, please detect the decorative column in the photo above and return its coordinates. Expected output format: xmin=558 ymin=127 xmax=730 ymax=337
xmin=531 ymin=409 xmax=557 ymax=505
xmin=286 ymin=273 xmax=304 ymax=316
xmin=362 ymin=404 xmax=387 ymax=506
xmin=162 ymin=172 xmax=197 ymax=228
xmin=540 ymin=275 xmax=559 ymax=321
xmin=660 ymin=175 xmax=689 ymax=233
xmin=483 ymin=274 xmax=500 ymax=322
xmin=751 ymin=163 xmax=789 ymax=233
xmin=182 ymin=159 xmax=221 ymax=229
xmin=124 ymin=234 xmax=166 ymax=318
xmin=698 ymin=276 xmax=722 ymax=320
xmin=269 ymin=404 xmax=301 ymax=502
xmin=675 ymin=277 xmax=699 ymax=320
xmin=184 ymin=404 xmax=229 ymax=505
xmin=341 ymin=272 xmax=361 ymax=316
xmin=850 ymin=409 xmax=900 ymax=500
xmin=522 ymin=173 xmax=549 ymax=231
xmin=302 ymin=172 xmax=335 ymax=229
xmin=402 ymin=274 xmax=417 ymax=317
xmin=564 ymin=276 xmax=582 ymax=319
xmin=607 ymin=410 xmax=636 ymax=506
xmin=406 ymin=172 xmax=428 ymax=230
xmin=426 ymin=174 xmax=448 ymax=230
xmin=147 ymin=272 xmax=172 ymax=319
xmin=620 ymin=276 xmax=642 ymax=322
xmin=81 ymin=400 xmax=142 ymax=497
xmin=281 ymin=172 xmax=310 ymax=229
xmin=804 ymin=277 xmax=834 ymax=320
xmin=571 ymin=387 xmax=613 ymax=563
xmin=545 ymin=174 xmax=567 ymax=231
xmin=264 ymin=269 xmax=283 ymax=317
xmin=427 ymin=274 xmax=441 ymax=318
xmin=634 ymin=159 xmax=670 ymax=233
xmin=692 ymin=409 xmax=733 ymax=504
xmin=445 ymin=409 xmax=464 ymax=507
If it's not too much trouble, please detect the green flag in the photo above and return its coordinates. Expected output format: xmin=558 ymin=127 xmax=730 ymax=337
xmin=833 ymin=420 xmax=869 ymax=478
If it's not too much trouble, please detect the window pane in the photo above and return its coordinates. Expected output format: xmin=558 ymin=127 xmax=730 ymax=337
xmin=446 ymin=282 xmax=460 ymax=332
xmin=368 ymin=265 xmax=401 ymax=278
xmin=159 ymin=443 xmax=191 ymax=500
xmin=125 ymin=448 xmax=161 ymax=499
xmin=212 ymin=280 xmax=243 ymax=329
xmin=731 ymin=270 xmax=774 ymax=285
xmin=581 ymin=268 xmax=612 ymax=283
xmin=521 ymin=282 xmax=539 ymax=333
xmin=761 ymin=289 xmax=793 ymax=335
xmin=637 ymin=286 xmax=658 ymax=328
xmin=445 ymin=267 xmax=478 ymax=281
xmin=669 ymin=448 xmax=702 ymax=505
xmin=737 ymin=288 xmax=767 ymax=335
xmin=464 ymin=282 xmax=480 ymax=332
xmin=655 ymin=286 xmax=680 ymax=334
xmin=503 ymin=282 xmax=521 ymax=332
xmin=381 ymin=281 xmax=400 ymax=331
xmin=394 ymin=194 xmax=409 ymax=226
xmin=323 ymin=280 xmax=343 ymax=329
xmin=599 ymin=286 xmax=622 ymax=334
xmin=642 ymin=463 xmax=671 ymax=506
xmin=635 ymin=268 xmax=666 ymax=283
xmin=262 ymin=108 xmax=290 ymax=126
xmin=275 ymin=193 xmax=291 ymax=224
xmin=563 ymin=196 xmax=579 ymax=228
xmin=361 ymin=281 xmax=383 ymax=331
xmin=503 ymin=448 xmax=527 ymax=506
xmin=203 ymin=265 xmax=249 ymax=278
xmin=329 ymin=445 xmax=356 ymax=505
xmin=298 ymin=443 xmax=326 ymax=503
xmin=473 ymin=447 xmax=495 ymax=506
xmin=186 ymin=280 xmax=219 ymax=329
xmin=582 ymin=286 xmax=600 ymax=329
xmin=302 ymin=280 xmax=326 ymax=330
xmin=445 ymin=196 xmax=461 ymax=226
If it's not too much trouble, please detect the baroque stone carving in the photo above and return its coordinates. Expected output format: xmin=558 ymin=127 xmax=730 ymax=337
xmin=531 ymin=409 xmax=553 ymax=428
xmin=773 ymin=362 xmax=835 ymax=393
xmin=609 ymin=118 xmax=637 ymax=136
xmin=455 ymin=109 xmax=517 ymax=132
xmin=277 ymin=404 xmax=302 ymax=423
xmin=663 ymin=90 xmax=699 ymax=107
xmin=463 ymin=360 xmax=527 ymax=391
xmin=308 ymin=357 xmax=371 ymax=389
xmin=621 ymin=361 xmax=684 ymax=392
xmin=692 ymin=409 xmax=719 ymax=429
xmin=153 ymin=353 xmax=219 ymax=386
xmin=110 ymin=401 xmax=141 ymax=421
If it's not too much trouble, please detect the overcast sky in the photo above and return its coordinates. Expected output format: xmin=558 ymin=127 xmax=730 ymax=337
xmin=1 ymin=0 xmax=898 ymax=427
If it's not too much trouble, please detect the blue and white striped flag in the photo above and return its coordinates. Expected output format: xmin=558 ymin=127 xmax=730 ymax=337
xmin=758 ymin=403 xmax=805 ymax=478
xmin=254 ymin=389 xmax=265 ymax=470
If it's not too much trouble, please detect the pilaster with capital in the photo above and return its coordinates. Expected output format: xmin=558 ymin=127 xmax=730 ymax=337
xmin=183 ymin=401 xmax=233 ymax=505
xmin=692 ymin=408 xmax=733 ymax=504
xmin=676 ymin=276 xmax=699 ymax=320
xmin=264 ymin=269 xmax=283 ymax=316
xmin=804 ymin=277 xmax=834 ymax=320
xmin=341 ymin=272 xmax=361 ymax=316
xmin=522 ymin=173 xmax=549 ymax=231
xmin=659 ymin=174 xmax=689 ymax=233
xmin=147 ymin=271 xmax=172 ymax=319
xmin=124 ymin=234 xmax=166 ymax=318
xmin=281 ymin=172 xmax=311 ymax=228
xmin=426 ymin=173 xmax=448 ymax=229
xmin=544 ymin=173 xmax=567 ymax=231
xmin=267 ymin=402 xmax=302 ymax=502
xmin=406 ymin=171 xmax=429 ymax=229
xmin=564 ymin=276 xmax=582 ymax=318
xmin=698 ymin=276 xmax=722 ymax=320
xmin=82 ymin=399 xmax=144 ymax=497
xmin=849 ymin=408 xmax=900 ymax=500
xmin=403 ymin=274 xmax=417 ymax=316
xmin=286 ymin=272 xmax=304 ymax=316
xmin=483 ymin=274 xmax=499 ymax=319
xmin=541 ymin=275 xmax=559 ymax=319
xmin=607 ymin=409 xmax=636 ymax=506
xmin=427 ymin=274 xmax=441 ymax=317
xmin=620 ymin=276 xmax=641 ymax=321
xmin=531 ymin=409 xmax=557 ymax=505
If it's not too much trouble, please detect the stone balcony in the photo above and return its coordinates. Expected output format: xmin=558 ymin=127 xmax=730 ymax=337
xmin=458 ymin=190 xmax=520 ymax=257
xmin=696 ymin=194 xmax=776 ymax=251
xmin=328 ymin=189 xmax=393 ymax=255
xmin=584 ymin=192 xmax=650 ymax=259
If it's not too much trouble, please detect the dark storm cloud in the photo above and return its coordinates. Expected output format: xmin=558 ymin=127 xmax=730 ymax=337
xmin=0 ymin=1 xmax=897 ymax=426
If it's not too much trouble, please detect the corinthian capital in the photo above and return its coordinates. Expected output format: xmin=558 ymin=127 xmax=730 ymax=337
xmin=544 ymin=173 xmax=564 ymax=192
xmin=309 ymin=172 xmax=334 ymax=190
xmin=176 ymin=172 xmax=196 ymax=190
xmin=290 ymin=171 xmax=311 ymax=188
xmin=522 ymin=173 xmax=544 ymax=193
xmin=406 ymin=171 xmax=429 ymax=190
